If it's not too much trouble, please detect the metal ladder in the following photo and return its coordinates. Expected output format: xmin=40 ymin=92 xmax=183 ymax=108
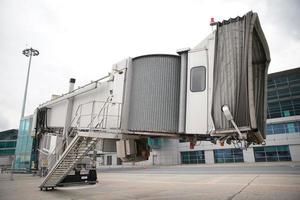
xmin=39 ymin=133 xmax=99 ymax=190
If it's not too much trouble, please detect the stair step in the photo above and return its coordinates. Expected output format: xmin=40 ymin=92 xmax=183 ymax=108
xmin=55 ymin=169 xmax=68 ymax=172
xmin=55 ymin=169 xmax=69 ymax=172
xmin=56 ymin=167 xmax=72 ymax=170
xmin=40 ymin=134 xmax=99 ymax=188
xmin=52 ymin=172 xmax=65 ymax=175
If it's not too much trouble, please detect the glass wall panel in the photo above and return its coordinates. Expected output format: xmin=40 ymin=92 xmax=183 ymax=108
xmin=181 ymin=151 xmax=205 ymax=164
xmin=14 ymin=117 xmax=33 ymax=171
xmin=267 ymin=121 xmax=300 ymax=135
xmin=253 ymin=145 xmax=291 ymax=162
xmin=267 ymin=70 xmax=300 ymax=119
xmin=214 ymin=149 xmax=244 ymax=163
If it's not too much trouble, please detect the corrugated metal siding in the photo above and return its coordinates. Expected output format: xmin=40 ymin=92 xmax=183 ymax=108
xmin=122 ymin=55 xmax=181 ymax=132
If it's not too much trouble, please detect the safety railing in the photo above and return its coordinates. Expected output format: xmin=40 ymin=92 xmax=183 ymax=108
xmin=45 ymin=98 xmax=122 ymax=174
xmin=69 ymin=98 xmax=122 ymax=133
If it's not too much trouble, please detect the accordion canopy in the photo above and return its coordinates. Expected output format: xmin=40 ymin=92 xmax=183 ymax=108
xmin=211 ymin=11 xmax=271 ymax=142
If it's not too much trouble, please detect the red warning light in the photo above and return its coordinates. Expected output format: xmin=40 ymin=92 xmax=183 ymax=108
xmin=210 ymin=17 xmax=217 ymax=26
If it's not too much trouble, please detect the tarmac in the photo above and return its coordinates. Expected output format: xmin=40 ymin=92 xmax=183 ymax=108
xmin=1 ymin=162 xmax=300 ymax=200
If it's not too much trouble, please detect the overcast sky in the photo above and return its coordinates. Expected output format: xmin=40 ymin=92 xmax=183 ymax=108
xmin=0 ymin=0 xmax=299 ymax=131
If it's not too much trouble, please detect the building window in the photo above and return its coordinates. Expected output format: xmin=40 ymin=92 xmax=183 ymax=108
xmin=267 ymin=99 xmax=300 ymax=119
xmin=253 ymin=145 xmax=291 ymax=162
xmin=190 ymin=66 xmax=206 ymax=92
xmin=42 ymin=134 xmax=57 ymax=152
xmin=267 ymin=70 xmax=300 ymax=119
xmin=214 ymin=149 xmax=244 ymax=163
xmin=181 ymin=151 xmax=205 ymax=164
xmin=106 ymin=155 xmax=112 ymax=165
xmin=0 ymin=148 xmax=15 ymax=155
xmin=267 ymin=121 xmax=300 ymax=135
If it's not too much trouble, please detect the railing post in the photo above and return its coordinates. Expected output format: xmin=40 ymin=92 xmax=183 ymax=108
xmin=79 ymin=105 xmax=82 ymax=128
xmin=117 ymin=103 xmax=121 ymax=128
xmin=90 ymin=101 xmax=95 ymax=130
xmin=105 ymin=104 xmax=109 ymax=129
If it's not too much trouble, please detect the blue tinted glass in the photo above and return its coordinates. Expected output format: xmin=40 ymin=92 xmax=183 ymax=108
xmin=214 ymin=149 xmax=243 ymax=163
xmin=181 ymin=151 xmax=205 ymax=164
xmin=254 ymin=145 xmax=291 ymax=162
xmin=14 ymin=118 xmax=33 ymax=171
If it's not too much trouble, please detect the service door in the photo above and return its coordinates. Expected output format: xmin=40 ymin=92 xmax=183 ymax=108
xmin=186 ymin=49 xmax=208 ymax=134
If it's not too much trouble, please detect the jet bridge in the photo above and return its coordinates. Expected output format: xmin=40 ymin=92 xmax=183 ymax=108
xmin=35 ymin=11 xmax=270 ymax=190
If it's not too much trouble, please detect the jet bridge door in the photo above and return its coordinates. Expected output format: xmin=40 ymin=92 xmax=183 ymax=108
xmin=186 ymin=50 xmax=208 ymax=134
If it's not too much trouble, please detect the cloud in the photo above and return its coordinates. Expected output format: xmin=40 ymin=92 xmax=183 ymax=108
xmin=265 ymin=0 xmax=300 ymax=40
xmin=0 ymin=112 xmax=10 ymax=131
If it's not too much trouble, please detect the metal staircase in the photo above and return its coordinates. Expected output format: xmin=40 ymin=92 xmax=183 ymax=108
xmin=39 ymin=133 xmax=99 ymax=190
xmin=39 ymin=98 xmax=122 ymax=190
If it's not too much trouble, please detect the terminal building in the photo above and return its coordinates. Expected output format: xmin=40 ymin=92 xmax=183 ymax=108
xmin=0 ymin=129 xmax=18 ymax=170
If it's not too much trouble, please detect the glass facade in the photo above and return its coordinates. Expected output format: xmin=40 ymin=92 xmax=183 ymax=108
xmin=14 ymin=117 xmax=33 ymax=171
xmin=253 ymin=145 xmax=291 ymax=162
xmin=267 ymin=121 xmax=300 ymax=135
xmin=266 ymin=69 xmax=300 ymax=138
xmin=148 ymin=137 xmax=161 ymax=149
xmin=0 ymin=129 xmax=18 ymax=156
xmin=214 ymin=149 xmax=244 ymax=163
xmin=267 ymin=99 xmax=300 ymax=119
xmin=267 ymin=72 xmax=300 ymax=119
xmin=181 ymin=151 xmax=205 ymax=164
xmin=0 ymin=141 xmax=17 ymax=155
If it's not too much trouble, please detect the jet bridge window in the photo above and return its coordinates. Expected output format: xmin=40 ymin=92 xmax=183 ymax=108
xmin=190 ymin=66 xmax=206 ymax=92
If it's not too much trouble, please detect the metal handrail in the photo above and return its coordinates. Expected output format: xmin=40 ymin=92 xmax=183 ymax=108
xmin=47 ymin=139 xmax=67 ymax=171
xmin=68 ymin=98 xmax=122 ymax=133
xmin=44 ymin=97 xmax=121 ymax=177
xmin=44 ymin=100 xmax=122 ymax=178
xmin=87 ymin=96 xmax=112 ymax=128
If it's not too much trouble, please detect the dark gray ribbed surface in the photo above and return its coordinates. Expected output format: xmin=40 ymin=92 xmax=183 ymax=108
xmin=211 ymin=11 xmax=270 ymax=141
xmin=122 ymin=55 xmax=181 ymax=132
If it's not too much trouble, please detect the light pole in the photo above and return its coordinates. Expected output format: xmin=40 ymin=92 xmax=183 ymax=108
xmin=21 ymin=48 xmax=39 ymax=119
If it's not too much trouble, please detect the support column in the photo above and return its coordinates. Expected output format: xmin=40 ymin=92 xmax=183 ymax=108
xmin=177 ymin=47 xmax=190 ymax=133
xmin=243 ymin=148 xmax=255 ymax=163
xmin=289 ymin=145 xmax=300 ymax=161
xmin=63 ymin=78 xmax=76 ymax=146
xmin=205 ymin=150 xmax=214 ymax=164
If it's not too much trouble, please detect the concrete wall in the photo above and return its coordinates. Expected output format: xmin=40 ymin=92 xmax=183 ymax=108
xmin=204 ymin=150 xmax=214 ymax=164
xmin=151 ymin=139 xmax=179 ymax=165
xmin=289 ymin=145 xmax=300 ymax=161
xmin=243 ymin=148 xmax=255 ymax=163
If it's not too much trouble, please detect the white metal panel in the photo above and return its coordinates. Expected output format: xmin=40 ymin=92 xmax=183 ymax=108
xmin=49 ymin=135 xmax=57 ymax=153
xmin=186 ymin=50 xmax=208 ymax=134
xmin=71 ymin=82 xmax=112 ymax=115
xmin=113 ymin=70 xmax=125 ymax=103
xmin=47 ymin=101 xmax=67 ymax=127
xmin=70 ymin=82 xmax=112 ymax=126
xmin=116 ymin=140 xmax=126 ymax=158
xmin=125 ymin=139 xmax=135 ymax=155
xmin=207 ymin=34 xmax=216 ymax=132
